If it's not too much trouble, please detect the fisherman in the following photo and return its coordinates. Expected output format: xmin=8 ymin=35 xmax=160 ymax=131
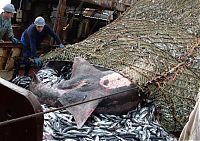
xmin=0 ymin=3 xmax=19 ymax=44
xmin=14 ymin=16 xmax=64 ymax=77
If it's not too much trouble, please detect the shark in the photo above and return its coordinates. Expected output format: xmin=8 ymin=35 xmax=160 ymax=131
xmin=30 ymin=57 xmax=144 ymax=128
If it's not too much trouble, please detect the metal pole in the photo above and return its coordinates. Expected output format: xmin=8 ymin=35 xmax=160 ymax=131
xmin=52 ymin=0 xmax=67 ymax=44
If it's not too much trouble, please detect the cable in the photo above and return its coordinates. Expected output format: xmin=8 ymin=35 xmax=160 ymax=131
xmin=19 ymin=0 xmax=23 ymax=10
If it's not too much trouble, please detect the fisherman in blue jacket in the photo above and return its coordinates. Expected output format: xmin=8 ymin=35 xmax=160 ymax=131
xmin=14 ymin=16 xmax=64 ymax=76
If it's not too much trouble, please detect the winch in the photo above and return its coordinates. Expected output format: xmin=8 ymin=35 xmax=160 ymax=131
xmin=0 ymin=78 xmax=43 ymax=141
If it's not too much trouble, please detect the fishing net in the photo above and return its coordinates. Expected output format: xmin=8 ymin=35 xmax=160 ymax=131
xmin=42 ymin=0 xmax=200 ymax=132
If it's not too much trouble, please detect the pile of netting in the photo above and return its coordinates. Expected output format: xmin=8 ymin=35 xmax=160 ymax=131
xmin=42 ymin=0 xmax=200 ymax=132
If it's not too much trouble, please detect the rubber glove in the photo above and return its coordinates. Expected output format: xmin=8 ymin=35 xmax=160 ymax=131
xmin=34 ymin=57 xmax=42 ymax=67
xmin=11 ymin=37 xmax=19 ymax=45
xmin=59 ymin=43 xmax=65 ymax=48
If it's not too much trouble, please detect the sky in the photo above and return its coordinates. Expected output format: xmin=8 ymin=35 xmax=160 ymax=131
xmin=0 ymin=0 xmax=11 ymax=13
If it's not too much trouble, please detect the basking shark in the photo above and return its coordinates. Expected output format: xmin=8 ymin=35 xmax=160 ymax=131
xmin=30 ymin=57 xmax=144 ymax=128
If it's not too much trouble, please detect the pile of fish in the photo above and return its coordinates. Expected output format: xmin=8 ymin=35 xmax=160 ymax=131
xmin=43 ymin=102 xmax=177 ymax=141
xmin=11 ymin=61 xmax=73 ymax=89
xmin=11 ymin=76 xmax=32 ymax=89
xmin=36 ymin=69 xmax=61 ymax=85
xmin=35 ymin=62 xmax=73 ymax=85
xmin=10 ymin=69 xmax=63 ymax=89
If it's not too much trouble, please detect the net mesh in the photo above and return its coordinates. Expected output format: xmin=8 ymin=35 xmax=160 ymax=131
xmin=43 ymin=0 xmax=200 ymax=132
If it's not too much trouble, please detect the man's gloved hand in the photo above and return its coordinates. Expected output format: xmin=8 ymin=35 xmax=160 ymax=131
xmin=33 ymin=57 xmax=42 ymax=67
xmin=59 ymin=43 xmax=65 ymax=48
xmin=11 ymin=37 xmax=19 ymax=45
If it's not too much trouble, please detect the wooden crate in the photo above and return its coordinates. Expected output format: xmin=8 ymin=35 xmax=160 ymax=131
xmin=0 ymin=42 xmax=22 ymax=80
xmin=0 ymin=47 xmax=10 ymax=69
xmin=5 ymin=47 xmax=22 ymax=70
xmin=0 ymin=70 xmax=14 ymax=81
